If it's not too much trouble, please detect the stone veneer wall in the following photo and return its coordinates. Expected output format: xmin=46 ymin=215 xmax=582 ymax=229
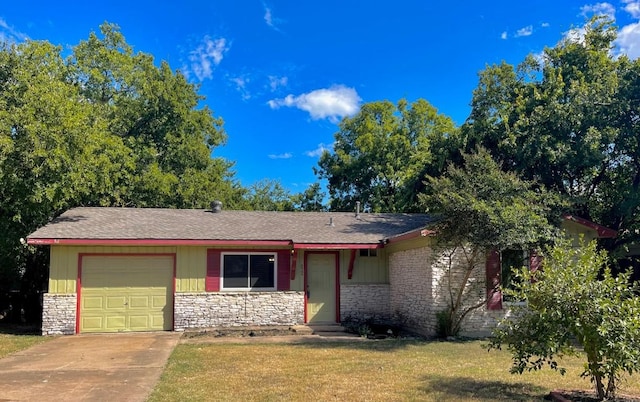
xmin=389 ymin=246 xmax=506 ymax=337
xmin=42 ymin=293 xmax=77 ymax=335
xmin=174 ymin=291 xmax=304 ymax=330
xmin=389 ymin=247 xmax=434 ymax=334
xmin=340 ymin=284 xmax=391 ymax=322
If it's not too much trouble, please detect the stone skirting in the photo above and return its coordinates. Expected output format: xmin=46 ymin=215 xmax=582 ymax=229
xmin=174 ymin=291 xmax=305 ymax=330
xmin=340 ymin=284 xmax=391 ymax=322
xmin=42 ymin=293 xmax=77 ymax=335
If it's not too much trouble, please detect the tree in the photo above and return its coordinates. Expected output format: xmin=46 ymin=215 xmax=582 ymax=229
xmin=315 ymin=98 xmax=459 ymax=212
xmin=0 ymin=24 xmax=244 ymax=321
xmin=291 ymin=182 xmax=327 ymax=211
xmin=463 ymin=17 xmax=639 ymax=258
xmin=420 ymin=148 xmax=560 ymax=336
xmin=243 ymin=179 xmax=295 ymax=211
xmin=489 ymin=239 xmax=640 ymax=401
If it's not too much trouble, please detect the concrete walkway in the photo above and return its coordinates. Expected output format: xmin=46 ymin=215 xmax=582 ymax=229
xmin=0 ymin=332 xmax=180 ymax=402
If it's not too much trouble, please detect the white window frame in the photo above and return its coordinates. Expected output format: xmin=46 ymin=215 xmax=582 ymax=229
xmin=220 ymin=252 xmax=278 ymax=291
xmin=501 ymin=249 xmax=529 ymax=306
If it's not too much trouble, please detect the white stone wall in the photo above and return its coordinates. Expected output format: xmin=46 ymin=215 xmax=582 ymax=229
xmin=42 ymin=293 xmax=76 ymax=335
xmin=340 ymin=284 xmax=390 ymax=322
xmin=389 ymin=247 xmax=434 ymax=334
xmin=389 ymin=245 xmax=507 ymax=337
xmin=174 ymin=291 xmax=304 ymax=330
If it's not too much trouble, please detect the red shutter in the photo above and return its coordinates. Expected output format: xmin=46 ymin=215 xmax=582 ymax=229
xmin=277 ymin=250 xmax=290 ymax=291
xmin=486 ymin=248 xmax=502 ymax=310
xmin=529 ymin=250 xmax=542 ymax=274
xmin=206 ymin=250 xmax=221 ymax=292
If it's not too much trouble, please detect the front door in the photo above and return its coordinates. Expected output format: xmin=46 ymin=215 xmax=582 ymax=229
xmin=306 ymin=252 xmax=338 ymax=323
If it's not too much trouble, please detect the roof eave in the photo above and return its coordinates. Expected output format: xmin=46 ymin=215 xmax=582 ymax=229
xmin=26 ymin=238 xmax=294 ymax=247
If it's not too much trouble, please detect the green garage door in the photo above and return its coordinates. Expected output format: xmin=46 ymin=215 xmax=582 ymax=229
xmin=80 ymin=255 xmax=174 ymax=333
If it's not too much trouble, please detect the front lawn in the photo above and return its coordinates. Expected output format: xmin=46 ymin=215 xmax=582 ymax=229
xmin=0 ymin=326 xmax=49 ymax=359
xmin=149 ymin=339 xmax=640 ymax=401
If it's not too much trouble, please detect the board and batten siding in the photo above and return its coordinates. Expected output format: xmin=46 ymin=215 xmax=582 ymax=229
xmin=48 ymin=246 xmax=177 ymax=294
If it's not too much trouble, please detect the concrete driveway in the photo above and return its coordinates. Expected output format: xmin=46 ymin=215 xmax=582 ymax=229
xmin=0 ymin=332 xmax=181 ymax=402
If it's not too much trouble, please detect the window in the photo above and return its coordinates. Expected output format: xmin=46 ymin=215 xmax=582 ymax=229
xmin=221 ymin=253 xmax=276 ymax=290
xmin=501 ymin=249 xmax=529 ymax=303
xmin=359 ymin=248 xmax=378 ymax=257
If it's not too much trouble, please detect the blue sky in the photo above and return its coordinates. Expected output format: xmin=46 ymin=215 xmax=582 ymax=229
xmin=2 ymin=1 xmax=640 ymax=193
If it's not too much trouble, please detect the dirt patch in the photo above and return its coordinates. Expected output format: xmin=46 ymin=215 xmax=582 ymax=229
xmin=182 ymin=326 xmax=302 ymax=339
xmin=549 ymin=390 xmax=640 ymax=402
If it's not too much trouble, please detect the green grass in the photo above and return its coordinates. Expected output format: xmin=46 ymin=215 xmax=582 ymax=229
xmin=0 ymin=330 xmax=49 ymax=359
xmin=149 ymin=339 xmax=640 ymax=401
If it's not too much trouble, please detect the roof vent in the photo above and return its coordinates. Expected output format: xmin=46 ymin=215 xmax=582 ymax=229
xmin=210 ymin=200 xmax=223 ymax=213
xmin=355 ymin=201 xmax=361 ymax=219
xmin=328 ymin=217 xmax=335 ymax=227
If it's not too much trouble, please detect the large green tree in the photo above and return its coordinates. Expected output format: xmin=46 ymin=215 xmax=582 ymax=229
xmin=421 ymin=148 xmax=560 ymax=336
xmin=464 ymin=17 xmax=639 ymax=257
xmin=315 ymin=98 xmax=459 ymax=212
xmin=0 ymin=24 xmax=244 ymax=319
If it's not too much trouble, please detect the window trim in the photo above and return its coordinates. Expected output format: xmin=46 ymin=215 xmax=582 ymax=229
xmin=220 ymin=252 xmax=278 ymax=291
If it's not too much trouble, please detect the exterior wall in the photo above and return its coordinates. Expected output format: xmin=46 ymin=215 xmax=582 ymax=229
xmin=339 ymin=249 xmax=388 ymax=283
xmin=174 ymin=291 xmax=304 ymax=329
xmin=340 ymin=284 xmax=390 ymax=322
xmin=175 ymin=246 xmax=206 ymax=292
xmin=42 ymin=293 xmax=76 ymax=335
xmin=561 ymin=220 xmax=599 ymax=245
xmin=48 ymin=245 xmax=177 ymax=294
xmin=389 ymin=246 xmax=434 ymax=334
xmin=389 ymin=243 xmax=505 ymax=337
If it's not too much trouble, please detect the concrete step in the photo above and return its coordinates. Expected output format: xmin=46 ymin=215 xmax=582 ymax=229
xmin=306 ymin=324 xmax=347 ymax=334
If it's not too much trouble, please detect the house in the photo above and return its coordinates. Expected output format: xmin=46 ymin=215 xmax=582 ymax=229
xmin=27 ymin=206 xmax=616 ymax=336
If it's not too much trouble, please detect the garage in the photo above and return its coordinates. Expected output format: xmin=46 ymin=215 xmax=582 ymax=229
xmin=79 ymin=255 xmax=174 ymax=333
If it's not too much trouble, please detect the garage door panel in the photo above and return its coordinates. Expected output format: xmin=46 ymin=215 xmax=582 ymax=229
xmin=80 ymin=255 xmax=173 ymax=333
xmin=82 ymin=296 xmax=104 ymax=310
xmin=82 ymin=317 xmax=104 ymax=331
xmin=129 ymin=296 xmax=150 ymax=308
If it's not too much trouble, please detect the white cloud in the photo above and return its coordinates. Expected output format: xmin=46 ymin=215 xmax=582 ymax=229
xmin=541 ymin=22 xmax=550 ymax=28
xmin=264 ymin=8 xmax=273 ymax=26
xmin=564 ymin=26 xmax=587 ymax=44
xmin=268 ymin=75 xmax=288 ymax=91
xmin=515 ymin=25 xmax=533 ymax=37
xmin=229 ymin=75 xmax=252 ymax=100
xmin=267 ymin=85 xmax=362 ymax=123
xmin=616 ymin=21 xmax=640 ymax=58
xmin=0 ymin=17 xmax=28 ymax=43
xmin=500 ymin=31 xmax=507 ymax=40
xmin=623 ymin=0 xmax=640 ymax=18
xmin=263 ymin=3 xmax=283 ymax=30
xmin=185 ymin=36 xmax=229 ymax=81
xmin=268 ymin=152 xmax=293 ymax=159
xmin=580 ymin=2 xmax=616 ymax=18
xmin=305 ymin=143 xmax=333 ymax=158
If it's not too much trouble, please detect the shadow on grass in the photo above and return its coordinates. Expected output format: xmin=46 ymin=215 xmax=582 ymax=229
xmin=286 ymin=337 xmax=488 ymax=352
xmin=420 ymin=375 xmax=547 ymax=401
xmin=0 ymin=323 xmax=41 ymax=335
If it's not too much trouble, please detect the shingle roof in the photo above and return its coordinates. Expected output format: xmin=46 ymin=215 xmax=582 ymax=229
xmin=28 ymin=207 xmax=434 ymax=245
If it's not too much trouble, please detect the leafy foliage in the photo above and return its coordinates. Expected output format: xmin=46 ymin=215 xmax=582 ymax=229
xmin=0 ymin=24 xmax=244 ymax=318
xmin=464 ymin=17 xmax=640 ymax=257
xmin=422 ymin=148 xmax=560 ymax=337
xmin=489 ymin=239 xmax=640 ymax=400
xmin=315 ymin=98 xmax=459 ymax=212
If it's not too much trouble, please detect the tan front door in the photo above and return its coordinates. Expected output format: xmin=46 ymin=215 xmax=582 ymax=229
xmin=80 ymin=255 xmax=174 ymax=333
xmin=306 ymin=253 xmax=337 ymax=323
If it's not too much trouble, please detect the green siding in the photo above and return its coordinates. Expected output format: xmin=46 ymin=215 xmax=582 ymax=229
xmin=175 ymin=247 xmax=206 ymax=292
xmin=49 ymin=246 xmax=176 ymax=294
xmin=339 ymin=249 xmax=389 ymax=283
